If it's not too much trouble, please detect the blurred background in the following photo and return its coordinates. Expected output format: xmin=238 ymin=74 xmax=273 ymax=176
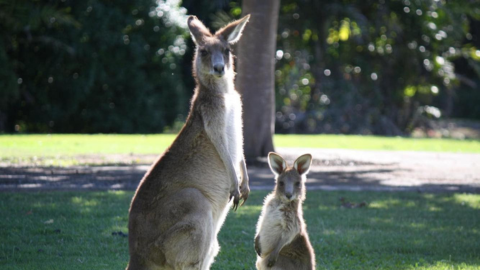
xmin=1 ymin=0 xmax=480 ymax=139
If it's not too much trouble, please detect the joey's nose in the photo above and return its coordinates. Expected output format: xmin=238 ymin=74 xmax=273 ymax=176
xmin=285 ymin=193 xmax=292 ymax=199
xmin=213 ymin=64 xmax=224 ymax=74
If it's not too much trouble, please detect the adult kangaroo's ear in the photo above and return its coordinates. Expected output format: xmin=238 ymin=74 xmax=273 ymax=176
xmin=268 ymin=152 xmax=286 ymax=176
xmin=188 ymin=16 xmax=212 ymax=45
xmin=294 ymin=154 xmax=312 ymax=176
xmin=216 ymin=14 xmax=250 ymax=44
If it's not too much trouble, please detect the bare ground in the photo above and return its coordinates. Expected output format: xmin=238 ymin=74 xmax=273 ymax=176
xmin=1 ymin=148 xmax=479 ymax=193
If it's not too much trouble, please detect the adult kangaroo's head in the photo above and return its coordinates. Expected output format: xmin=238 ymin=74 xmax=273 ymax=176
xmin=188 ymin=15 xmax=250 ymax=82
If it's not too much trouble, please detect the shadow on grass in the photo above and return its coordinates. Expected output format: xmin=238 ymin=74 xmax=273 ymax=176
xmin=306 ymin=169 xmax=480 ymax=193
xmin=0 ymin=166 xmax=146 ymax=191
xmin=1 ymin=161 xmax=479 ymax=193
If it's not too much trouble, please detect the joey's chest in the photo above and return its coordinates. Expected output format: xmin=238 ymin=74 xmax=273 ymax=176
xmin=267 ymin=204 xmax=299 ymax=231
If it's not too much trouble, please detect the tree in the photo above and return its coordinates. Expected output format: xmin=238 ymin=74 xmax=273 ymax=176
xmin=237 ymin=0 xmax=280 ymax=161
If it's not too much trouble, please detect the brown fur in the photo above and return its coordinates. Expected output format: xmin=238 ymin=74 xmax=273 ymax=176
xmin=254 ymin=153 xmax=316 ymax=270
xmin=126 ymin=15 xmax=250 ymax=270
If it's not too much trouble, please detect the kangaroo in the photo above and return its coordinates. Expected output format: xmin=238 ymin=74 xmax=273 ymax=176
xmin=254 ymin=152 xmax=316 ymax=270
xmin=126 ymin=15 xmax=250 ymax=270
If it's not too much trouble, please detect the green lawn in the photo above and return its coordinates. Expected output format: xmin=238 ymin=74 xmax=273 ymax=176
xmin=0 ymin=134 xmax=176 ymax=158
xmin=1 ymin=134 xmax=479 ymax=161
xmin=1 ymin=191 xmax=479 ymax=269
xmin=274 ymin=134 xmax=480 ymax=153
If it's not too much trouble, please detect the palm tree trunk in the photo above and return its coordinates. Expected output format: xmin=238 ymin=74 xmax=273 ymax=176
xmin=236 ymin=0 xmax=280 ymax=161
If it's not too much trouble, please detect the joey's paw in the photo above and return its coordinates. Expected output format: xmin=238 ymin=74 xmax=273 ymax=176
xmin=255 ymin=246 xmax=261 ymax=257
xmin=254 ymin=236 xmax=261 ymax=256
xmin=230 ymin=188 xmax=240 ymax=211
xmin=267 ymin=256 xmax=277 ymax=268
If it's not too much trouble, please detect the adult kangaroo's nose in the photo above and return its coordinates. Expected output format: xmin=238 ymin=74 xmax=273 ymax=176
xmin=213 ymin=64 xmax=224 ymax=74
xmin=285 ymin=193 xmax=292 ymax=199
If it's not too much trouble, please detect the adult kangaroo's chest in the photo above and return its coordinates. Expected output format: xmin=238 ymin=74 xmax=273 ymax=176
xmin=224 ymin=91 xmax=243 ymax=166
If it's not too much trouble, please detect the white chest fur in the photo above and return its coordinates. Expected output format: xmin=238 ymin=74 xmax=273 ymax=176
xmin=223 ymin=90 xmax=243 ymax=169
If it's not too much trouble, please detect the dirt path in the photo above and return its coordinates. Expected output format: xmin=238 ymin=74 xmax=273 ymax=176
xmin=1 ymin=148 xmax=479 ymax=193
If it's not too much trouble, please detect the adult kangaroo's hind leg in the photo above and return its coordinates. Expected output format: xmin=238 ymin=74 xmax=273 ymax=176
xmin=155 ymin=188 xmax=216 ymax=270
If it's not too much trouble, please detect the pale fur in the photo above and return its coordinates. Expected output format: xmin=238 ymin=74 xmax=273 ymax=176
xmin=126 ymin=15 xmax=250 ymax=270
xmin=255 ymin=153 xmax=315 ymax=270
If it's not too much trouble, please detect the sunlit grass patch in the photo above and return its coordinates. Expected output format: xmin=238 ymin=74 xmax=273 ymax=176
xmin=453 ymin=194 xmax=480 ymax=209
xmin=274 ymin=134 xmax=480 ymax=153
xmin=0 ymin=134 xmax=176 ymax=157
xmin=1 ymin=134 xmax=479 ymax=166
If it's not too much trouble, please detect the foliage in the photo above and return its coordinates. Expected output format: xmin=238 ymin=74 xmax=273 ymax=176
xmin=0 ymin=0 xmax=189 ymax=133
xmin=1 ymin=191 xmax=479 ymax=269
xmin=273 ymin=0 xmax=480 ymax=135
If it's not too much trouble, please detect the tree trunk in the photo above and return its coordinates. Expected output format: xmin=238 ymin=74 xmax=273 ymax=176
xmin=237 ymin=0 xmax=280 ymax=161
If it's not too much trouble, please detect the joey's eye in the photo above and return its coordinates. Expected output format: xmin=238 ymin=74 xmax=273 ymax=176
xmin=295 ymin=182 xmax=301 ymax=187
xmin=279 ymin=181 xmax=284 ymax=187
xmin=224 ymin=48 xmax=230 ymax=54
xmin=200 ymin=49 xmax=208 ymax=56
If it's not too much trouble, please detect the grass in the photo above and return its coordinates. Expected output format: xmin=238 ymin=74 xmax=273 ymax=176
xmin=0 ymin=134 xmax=176 ymax=157
xmin=1 ymin=134 xmax=479 ymax=165
xmin=274 ymin=134 xmax=480 ymax=153
xmin=1 ymin=190 xmax=479 ymax=269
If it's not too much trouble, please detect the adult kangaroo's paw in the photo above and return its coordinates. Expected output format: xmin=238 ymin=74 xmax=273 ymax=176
xmin=239 ymin=159 xmax=250 ymax=206
xmin=230 ymin=187 xmax=240 ymax=211
xmin=240 ymin=181 xmax=250 ymax=206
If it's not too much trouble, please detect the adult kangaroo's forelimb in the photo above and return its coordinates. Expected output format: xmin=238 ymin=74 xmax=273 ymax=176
xmin=239 ymin=158 xmax=249 ymax=205
xmin=201 ymin=105 xmax=241 ymax=209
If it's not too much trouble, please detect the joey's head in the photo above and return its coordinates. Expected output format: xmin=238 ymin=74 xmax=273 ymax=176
xmin=268 ymin=152 xmax=313 ymax=203
xmin=187 ymin=15 xmax=249 ymax=82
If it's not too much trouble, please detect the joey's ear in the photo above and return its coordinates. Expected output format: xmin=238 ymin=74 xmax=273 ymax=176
xmin=188 ymin=16 xmax=211 ymax=45
xmin=293 ymin=154 xmax=312 ymax=176
xmin=268 ymin=152 xmax=286 ymax=176
xmin=215 ymin=14 xmax=250 ymax=44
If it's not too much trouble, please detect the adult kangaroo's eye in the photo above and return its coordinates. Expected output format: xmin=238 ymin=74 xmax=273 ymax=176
xmin=279 ymin=181 xmax=284 ymax=187
xmin=200 ymin=49 xmax=208 ymax=56
xmin=295 ymin=182 xmax=301 ymax=187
